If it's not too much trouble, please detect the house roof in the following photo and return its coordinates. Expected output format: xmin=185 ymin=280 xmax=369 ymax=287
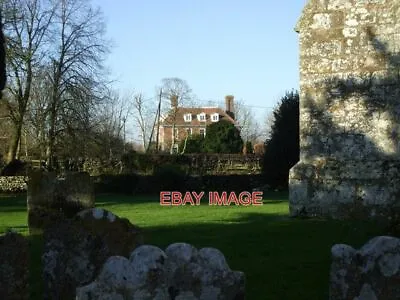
xmin=160 ymin=106 xmax=237 ymax=127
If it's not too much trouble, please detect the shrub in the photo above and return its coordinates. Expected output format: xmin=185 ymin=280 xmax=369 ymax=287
xmin=1 ymin=159 xmax=28 ymax=176
xmin=94 ymin=174 xmax=140 ymax=194
xmin=153 ymin=163 xmax=188 ymax=191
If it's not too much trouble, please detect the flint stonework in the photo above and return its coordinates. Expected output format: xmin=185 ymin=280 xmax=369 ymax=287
xmin=290 ymin=0 xmax=400 ymax=219
xmin=76 ymin=242 xmax=245 ymax=300
xmin=42 ymin=208 xmax=143 ymax=300
xmin=329 ymin=236 xmax=400 ymax=300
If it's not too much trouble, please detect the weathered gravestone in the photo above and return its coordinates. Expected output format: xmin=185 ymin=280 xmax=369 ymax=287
xmin=290 ymin=0 xmax=400 ymax=219
xmin=76 ymin=242 xmax=245 ymax=300
xmin=27 ymin=170 xmax=95 ymax=232
xmin=0 ymin=231 xmax=29 ymax=300
xmin=42 ymin=208 xmax=143 ymax=300
xmin=330 ymin=236 xmax=400 ymax=300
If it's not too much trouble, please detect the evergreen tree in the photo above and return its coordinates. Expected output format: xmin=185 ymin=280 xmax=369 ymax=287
xmin=203 ymin=120 xmax=243 ymax=153
xmin=262 ymin=90 xmax=299 ymax=188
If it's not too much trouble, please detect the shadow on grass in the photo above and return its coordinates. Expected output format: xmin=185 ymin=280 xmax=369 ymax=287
xmin=141 ymin=212 xmax=387 ymax=300
xmin=19 ymin=191 xmax=387 ymax=300
xmin=0 ymin=193 xmax=26 ymax=213
xmin=28 ymin=233 xmax=44 ymax=300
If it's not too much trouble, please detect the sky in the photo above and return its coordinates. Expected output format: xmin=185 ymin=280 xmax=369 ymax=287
xmin=92 ymin=0 xmax=308 ymax=139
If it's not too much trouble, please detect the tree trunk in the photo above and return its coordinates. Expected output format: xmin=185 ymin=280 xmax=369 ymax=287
xmin=7 ymin=120 xmax=22 ymax=162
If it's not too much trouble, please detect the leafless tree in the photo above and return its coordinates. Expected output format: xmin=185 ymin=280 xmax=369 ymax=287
xmin=131 ymin=91 xmax=154 ymax=151
xmin=2 ymin=0 xmax=54 ymax=162
xmin=44 ymin=0 xmax=110 ymax=168
xmin=160 ymin=77 xmax=193 ymax=153
xmin=234 ymin=100 xmax=263 ymax=144
xmin=94 ymin=89 xmax=133 ymax=160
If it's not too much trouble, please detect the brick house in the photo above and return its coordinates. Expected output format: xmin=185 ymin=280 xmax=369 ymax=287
xmin=158 ymin=95 xmax=238 ymax=153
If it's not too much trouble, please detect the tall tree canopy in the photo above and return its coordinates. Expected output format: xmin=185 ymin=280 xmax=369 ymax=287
xmin=262 ymin=90 xmax=299 ymax=188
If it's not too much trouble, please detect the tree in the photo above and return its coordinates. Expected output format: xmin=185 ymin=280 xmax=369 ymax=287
xmin=131 ymin=91 xmax=154 ymax=151
xmin=159 ymin=77 xmax=193 ymax=153
xmin=262 ymin=90 xmax=299 ymax=189
xmin=179 ymin=134 xmax=204 ymax=154
xmin=0 ymin=6 xmax=6 ymax=98
xmin=44 ymin=0 xmax=110 ymax=168
xmin=234 ymin=100 xmax=262 ymax=145
xmin=203 ymin=120 xmax=243 ymax=153
xmin=93 ymin=89 xmax=130 ymax=160
xmin=2 ymin=0 xmax=54 ymax=162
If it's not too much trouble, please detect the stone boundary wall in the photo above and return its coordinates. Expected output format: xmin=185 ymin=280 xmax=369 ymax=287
xmin=0 ymin=176 xmax=27 ymax=193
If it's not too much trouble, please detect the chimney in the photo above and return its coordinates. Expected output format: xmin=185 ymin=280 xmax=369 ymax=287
xmin=170 ymin=95 xmax=178 ymax=109
xmin=225 ymin=95 xmax=235 ymax=119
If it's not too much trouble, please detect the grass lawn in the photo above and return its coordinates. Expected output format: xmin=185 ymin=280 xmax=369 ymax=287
xmin=0 ymin=191 xmax=388 ymax=300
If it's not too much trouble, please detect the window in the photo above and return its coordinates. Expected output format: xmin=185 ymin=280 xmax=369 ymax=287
xmin=186 ymin=128 xmax=192 ymax=136
xmin=199 ymin=128 xmax=206 ymax=137
xmin=184 ymin=114 xmax=192 ymax=122
xmin=211 ymin=113 xmax=219 ymax=122
xmin=197 ymin=113 xmax=206 ymax=121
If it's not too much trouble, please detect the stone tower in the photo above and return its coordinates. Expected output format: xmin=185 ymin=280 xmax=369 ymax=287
xmin=289 ymin=0 xmax=400 ymax=219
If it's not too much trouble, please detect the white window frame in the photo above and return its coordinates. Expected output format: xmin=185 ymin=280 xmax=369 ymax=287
xmin=199 ymin=128 xmax=206 ymax=137
xmin=184 ymin=114 xmax=192 ymax=122
xmin=197 ymin=113 xmax=206 ymax=122
xmin=211 ymin=113 xmax=219 ymax=122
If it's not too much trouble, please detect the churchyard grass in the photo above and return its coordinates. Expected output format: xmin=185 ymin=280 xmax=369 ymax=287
xmin=0 ymin=191 xmax=386 ymax=300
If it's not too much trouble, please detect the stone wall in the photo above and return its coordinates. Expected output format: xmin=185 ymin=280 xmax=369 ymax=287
xmin=289 ymin=0 xmax=400 ymax=219
xmin=330 ymin=236 xmax=400 ymax=299
xmin=0 ymin=176 xmax=27 ymax=193
xmin=27 ymin=171 xmax=95 ymax=232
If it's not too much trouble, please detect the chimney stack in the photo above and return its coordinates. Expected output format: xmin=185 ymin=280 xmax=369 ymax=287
xmin=170 ymin=95 xmax=178 ymax=109
xmin=225 ymin=95 xmax=235 ymax=119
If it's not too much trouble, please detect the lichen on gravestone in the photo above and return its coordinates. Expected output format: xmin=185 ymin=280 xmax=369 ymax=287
xmin=42 ymin=208 xmax=143 ymax=300
xmin=329 ymin=236 xmax=400 ymax=300
xmin=76 ymin=242 xmax=245 ymax=300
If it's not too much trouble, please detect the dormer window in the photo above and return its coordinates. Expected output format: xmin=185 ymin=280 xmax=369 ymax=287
xmin=197 ymin=113 xmax=206 ymax=122
xmin=184 ymin=114 xmax=192 ymax=122
xmin=211 ymin=113 xmax=219 ymax=122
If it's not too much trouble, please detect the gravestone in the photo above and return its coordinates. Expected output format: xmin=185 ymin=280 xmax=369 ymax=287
xmin=42 ymin=208 xmax=143 ymax=300
xmin=76 ymin=242 xmax=245 ymax=300
xmin=0 ymin=231 xmax=29 ymax=300
xmin=290 ymin=0 xmax=400 ymax=219
xmin=27 ymin=170 xmax=95 ymax=232
xmin=330 ymin=236 xmax=400 ymax=300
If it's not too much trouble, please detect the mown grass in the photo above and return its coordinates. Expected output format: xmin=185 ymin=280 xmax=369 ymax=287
xmin=0 ymin=191 xmax=387 ymax=300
